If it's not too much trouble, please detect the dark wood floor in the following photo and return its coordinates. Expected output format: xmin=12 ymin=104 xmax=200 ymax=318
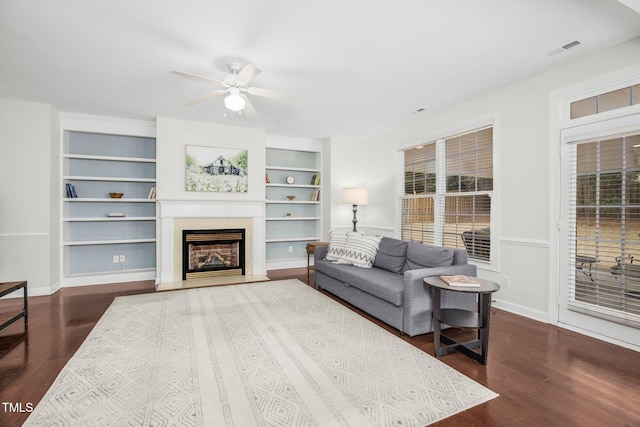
xmin=1 ymin=270 xmax=639 ymax=426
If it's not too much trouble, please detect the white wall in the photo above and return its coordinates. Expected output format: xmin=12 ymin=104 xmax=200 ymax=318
xmin=0 ymin=99 xmax=58 ymax=295
xmin=156 ymin=117 xmax=266 ymax=201
xmin=324 ymin=135 xmax=396 ymax=237
xmin=49 ymin=106 xmax=61 ymax=291
xmin=326 ymin=136 xmax=365 ymax=231
xmin=327 ymin=37 xmax=640 ymax=322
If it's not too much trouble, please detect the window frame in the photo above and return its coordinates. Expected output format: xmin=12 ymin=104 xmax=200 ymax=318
xmin=396 ymin=115 xmax=498 ymax=269
xmin=550 ymin=62 xmax=640 ymax=347
xmin=559 ymin=116 xmax=640 ymax=333
xmin=560 ymin=74 xmax=640 ymax=130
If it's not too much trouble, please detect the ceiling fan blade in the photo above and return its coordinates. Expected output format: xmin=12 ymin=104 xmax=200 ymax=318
xmin=247 ymin=86 xmax=293 ymax=102
xmin=186 ymin=89 xmax=227 ymax=106
xmin=240 ymin=95 xmax=257 ymax=117
xmin=170 ymin=70 xmax=227 ymax=88
xmin=234 ymin=64 xmax=261 ymax=86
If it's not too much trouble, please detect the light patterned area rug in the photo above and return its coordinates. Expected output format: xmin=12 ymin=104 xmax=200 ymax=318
xmin=25 ymin=279 xmax=497 ymax=426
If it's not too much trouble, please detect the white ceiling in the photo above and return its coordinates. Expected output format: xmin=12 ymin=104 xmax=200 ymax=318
xmin=1 ymin=0 xmax=640 ymax=140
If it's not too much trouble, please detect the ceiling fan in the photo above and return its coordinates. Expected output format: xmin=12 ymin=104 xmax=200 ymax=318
xmin=170 ymin=63 xmax=291 ymax=117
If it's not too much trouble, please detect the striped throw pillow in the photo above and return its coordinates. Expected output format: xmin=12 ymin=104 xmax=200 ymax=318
xmin=336 ymin=234 xmax=382 ymax=268
xmin=325 ymin=230 xmax=364 ymax=261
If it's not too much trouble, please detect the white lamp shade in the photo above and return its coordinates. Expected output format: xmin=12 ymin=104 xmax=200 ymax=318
xmin=342 ymin=188 xmax=368 ymax=205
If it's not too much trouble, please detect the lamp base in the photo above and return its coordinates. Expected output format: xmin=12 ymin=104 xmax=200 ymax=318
xmin=352 ymin=204 xmax=358 ymax=232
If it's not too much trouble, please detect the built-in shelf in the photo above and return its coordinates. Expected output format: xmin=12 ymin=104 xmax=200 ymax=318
xmin=266 ymin=200 xmax=320 ymax=204
xmin=64 ymin=217 xmax=156 ymax=222
xmin=64 ymin=176 xmax=156 ymax=183
xmin=265 ymin=140 xmax=324 ymax=268
xmin=264 ymin=166 xmax=320 ymax=173
xmin=64 ymin=198 xmax=156 ymax=202
xmin=61 ymin=125 xmax=157 ymax=283
xmin=266 ymin=237 xmax=321 ymax=243
xmin=64 ymin=154 xmax=156 ymax=163
xmin=64 ymin=238 xmax=157 ymax=246
xmin=266 ymin=183 xmax=320 ymax=188
xmin=266 ymin=217 xmax=320 ymax=221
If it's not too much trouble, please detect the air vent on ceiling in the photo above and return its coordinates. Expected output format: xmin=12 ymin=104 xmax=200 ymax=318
xmin=546 ymin=40 xmax=581 ymax=57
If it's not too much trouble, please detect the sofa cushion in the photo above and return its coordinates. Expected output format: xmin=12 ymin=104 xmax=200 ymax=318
xmin=336 ymin=234 xmax=382 ymax=268
xmin=346 ymin=267 xmax=404 ymax=306
xmin=403 ymin=241 xmax=455 ymax=271
xmin=315 ymin=258 xmax=351 ymax=283
xmin=373 ymin=237 xmax=408 ymax=273
xmin=325 ymin=230 xmax=363 ymax=261
xmin=316 ymin=260 xmax=404 ymax=306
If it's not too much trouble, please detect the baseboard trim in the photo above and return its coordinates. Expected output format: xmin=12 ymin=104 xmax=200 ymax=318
xmin=266 ymin=258 xmax=307 ymax=270
xmin=556 ymin=322 xmax=640 ymax=353
xmin=494 ymin=298 xmax=640 ymax=352
xmin=492 ymin=298 xmax=549 ymax=324
xmin=62 ymin=270 xmax=157 ymax=287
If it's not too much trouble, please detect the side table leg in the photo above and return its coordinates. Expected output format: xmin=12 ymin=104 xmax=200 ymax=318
xmin=23 ymin=282 xmax=28 ymax=327
xmin=479 ymin=293 xmax=492 ymax=365
xmin=432 ymin=288 xmax=442 ymax=357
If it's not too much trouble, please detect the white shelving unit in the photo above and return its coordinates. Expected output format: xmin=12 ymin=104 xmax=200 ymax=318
xmin=61 ymin=121 xmax=157 ymax=286
xmin=265 ymin=140 xmax=323 ymax=269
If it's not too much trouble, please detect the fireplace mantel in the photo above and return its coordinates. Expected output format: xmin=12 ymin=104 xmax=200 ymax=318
xmin=157 ymin=199 xmax=266 ymax=284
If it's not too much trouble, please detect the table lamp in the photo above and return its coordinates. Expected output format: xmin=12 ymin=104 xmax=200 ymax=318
xmin=342 ymin=188 xmax=368 ymax=232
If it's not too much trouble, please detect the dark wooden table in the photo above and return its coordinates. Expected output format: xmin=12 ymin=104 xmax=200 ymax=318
xmin=306 ymin=242 xmax=329 ymax=287
xmin=424 ymin=276 xmax=499 ymax=365
xmin=0 ymin=281 xmax=28 ymax=332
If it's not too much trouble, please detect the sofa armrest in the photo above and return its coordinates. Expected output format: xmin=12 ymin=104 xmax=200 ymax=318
xmin=314 ymin=245 xmax=329 ymax=263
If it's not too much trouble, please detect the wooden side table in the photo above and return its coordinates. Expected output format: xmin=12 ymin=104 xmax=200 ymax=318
xmin=423 ymin=276 xmax=499 ymax=365
xmin=306 ymin=242 xmax=329 ymax=287
xmin=0 ymin=281 xmax=28 ymax=332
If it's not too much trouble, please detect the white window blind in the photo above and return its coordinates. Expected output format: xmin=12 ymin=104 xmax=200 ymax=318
xmin=568 ymin=131 xmax=640 ymax=327
xmin=403 ymin=143 xmax=436 ymax=244
xmin=401 ymin=126 xmax=493 ymax=261
xmin=444 ymin=128 xmax=492 ymax=260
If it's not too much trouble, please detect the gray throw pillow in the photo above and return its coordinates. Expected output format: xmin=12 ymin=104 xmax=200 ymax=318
xmin=373 ymin=237 xmax=408 ymax=273
xmin=403 ymin=242 xmax=454 ymax=271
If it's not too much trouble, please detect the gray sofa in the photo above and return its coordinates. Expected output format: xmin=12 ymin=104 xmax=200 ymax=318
xmin=314 ymin=236 xmax=477 ymax=337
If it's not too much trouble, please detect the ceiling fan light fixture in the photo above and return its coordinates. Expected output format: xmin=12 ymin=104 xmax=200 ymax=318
xmin=224 ymin=88 xmax=245 ymax=111
xmin=172 ymin=62 xmax=289 ymax=116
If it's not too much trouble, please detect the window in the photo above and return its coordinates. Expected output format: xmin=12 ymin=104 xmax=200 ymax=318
xmin=401 ymin=126 xmax=493 ymax=261
xmin=570 ymin=83 xmax=640 ymax=119
xmin=568 ymin=131 xmax=640 ymax=326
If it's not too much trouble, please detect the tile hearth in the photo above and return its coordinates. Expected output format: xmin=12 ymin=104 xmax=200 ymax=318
xmin=156 ymin=274 xmax=270 ymax=292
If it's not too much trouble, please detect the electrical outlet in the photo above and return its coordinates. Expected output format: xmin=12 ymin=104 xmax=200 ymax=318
xmin=119 ymin=254 xmax=125 ymax=263
xmin=113 ymin=255 xmax=119 ymax=263
xmin=288 ymin=246 xmax=293 ymax=253
xmin=502 ymin=275 xmax=511 ymax=288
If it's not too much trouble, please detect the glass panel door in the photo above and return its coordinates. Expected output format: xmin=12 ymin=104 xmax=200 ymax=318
xmin=559 ymin=115 xmax=640 ymax=347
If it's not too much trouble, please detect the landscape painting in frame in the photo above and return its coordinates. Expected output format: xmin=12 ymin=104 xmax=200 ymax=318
xmin=185 ymin=145 xmax=248 ymax=192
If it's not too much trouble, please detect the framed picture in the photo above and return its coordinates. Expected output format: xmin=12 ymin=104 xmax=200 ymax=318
xmin=185 ymin=145 xmax=248 ymax=192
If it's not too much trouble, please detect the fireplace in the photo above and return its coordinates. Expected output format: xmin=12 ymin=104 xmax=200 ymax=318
xmin=182 ymin=229 xmax=245 ymax=280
